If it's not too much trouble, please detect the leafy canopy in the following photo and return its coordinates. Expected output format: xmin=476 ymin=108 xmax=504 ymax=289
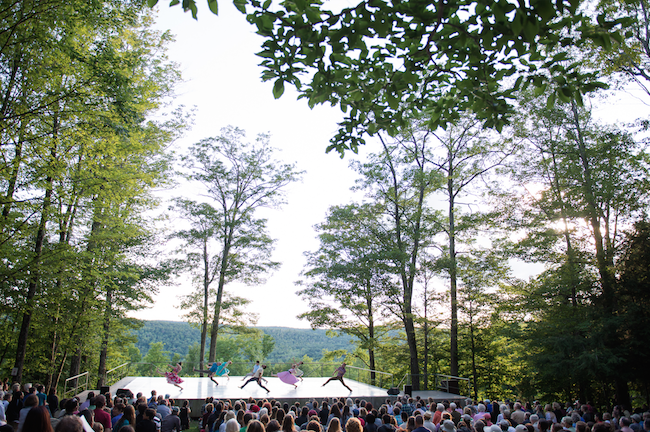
xmin=150 ymin=0 xmax=625 ymax=155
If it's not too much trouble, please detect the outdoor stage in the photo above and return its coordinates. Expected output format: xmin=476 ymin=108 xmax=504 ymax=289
xmin=111 ymin=375 xmax=390 ymax=402
xmin=97 ymin=375 xmax=466 ymax=418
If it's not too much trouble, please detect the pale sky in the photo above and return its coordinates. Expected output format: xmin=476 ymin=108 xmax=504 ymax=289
xmin=134 ymin=1 xmax=650 ymax=329
xmin=136 ymin=1 xmax=366 ymax=328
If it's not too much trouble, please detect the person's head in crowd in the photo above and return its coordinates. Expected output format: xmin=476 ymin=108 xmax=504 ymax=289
xmin=268 ymin=420 xmax=282 ymax=432
xmin=119 ymin=427 xmax=135 ymax=432
xmin=244 ymin=413 xmax=254 ymax=427
xmin=347 ymin=418 xmax=363 ymax=432
xmin=144 ymin=408 xmax=156 ymax=421
xmin=476 ymin=421 xmax=486 ymax=432
xmin=227 ymin=418 xmax=242 ymax=432
xmin=531 ymin=415 xmax=540 ymax=425
xmin=261 ymin=413 xmax=270 ymax=426
xmin=92 ymin=422 xmax=104 ymax=432
xmin=328 ymin=418 xmax=342 ymax=432
xmin=24 ymin=406 xmax=54 ymax=432
xmin=93 ymin=395 xmax=106 ymax=409
xmin=539 ymin=420 xmax=551 ymax=432
xmin=307 ymin=420 xmax=323 ymax=432
xmin=407 ymin=417 xmax=416 ymax=432
xmin=24 ymin=393 xmax=39 ymax=408
xmin=55 ymin=415 xmax=84 ymax=432
xmin=283 ymin=414 xmax=296 ymax=432
xmin=79 ymin=409 xmax=94 ymax=427
xmin=123 ymin=405 xmax=136 ymax=425
xmin=442 ymin=420 xmax=457 ymax=432
xmin=249 ymin=420 xmax=267 ymax=432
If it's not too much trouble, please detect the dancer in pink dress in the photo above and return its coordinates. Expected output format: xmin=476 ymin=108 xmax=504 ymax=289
xmin=275 ymin=366 xmax=300 ymax=389
xmin=159 ymin=362 xmax=184 ymax=390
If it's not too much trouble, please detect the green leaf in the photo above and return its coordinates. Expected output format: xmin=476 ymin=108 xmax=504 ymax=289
xmin=208 ymin=0 xmax=219 ymax=14
xmin=234 ymin=0 xmax=247 ymax=13
xmin=273 ymin=79 xmax=285 ymax=99
xmin=148 ymin=0 xmax=159 ymax=7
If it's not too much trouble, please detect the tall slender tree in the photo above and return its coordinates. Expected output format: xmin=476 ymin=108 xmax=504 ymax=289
xmin=180 ymin=126 xmax=302 ymax=363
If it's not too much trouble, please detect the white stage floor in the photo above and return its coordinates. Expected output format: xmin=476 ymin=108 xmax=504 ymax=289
xmin=111 ymin=376 xmax=389 ymax=401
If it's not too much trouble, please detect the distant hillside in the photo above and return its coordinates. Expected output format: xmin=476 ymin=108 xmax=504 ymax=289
xmin=132 ymin=321 xmax=354 ymax=362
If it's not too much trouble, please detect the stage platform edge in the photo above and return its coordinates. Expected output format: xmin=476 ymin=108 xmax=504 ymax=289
xmin=105 ymin=376 xmax=465 ymax=418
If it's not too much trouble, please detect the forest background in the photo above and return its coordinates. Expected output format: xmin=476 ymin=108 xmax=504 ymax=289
xmin=2 ymin=0 xmax=650 ymax=412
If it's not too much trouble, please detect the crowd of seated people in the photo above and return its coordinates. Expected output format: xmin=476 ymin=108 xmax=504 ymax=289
xmin=1 ymin=381 xmax=649 ymax=432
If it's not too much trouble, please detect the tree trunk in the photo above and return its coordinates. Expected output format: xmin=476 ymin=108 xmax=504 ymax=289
xmin=69 ymin=348 xmax=82 ymax=390
xmin=200 ymin=237 xmax=209 ymax=372
xmin=97 ymin=283 xmax=113 ymax=388
xmin=381 ymin=136 xmax=422 ymax=391
xmin=449 ymin=172 xmax=459 ymax=378
xmin=209 ymin=235 xmax=231 ymax=362
xmin=470 ymin=308 xmax=478 ymax=401
xmin=366 ymin=283 xmax=376 ymax=385
xmin=13 ymin=152 xmax=54 ymax=383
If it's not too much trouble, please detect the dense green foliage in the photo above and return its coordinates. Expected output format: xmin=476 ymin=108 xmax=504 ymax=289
xmin=0 ymin=0 xmax=184 ymax=389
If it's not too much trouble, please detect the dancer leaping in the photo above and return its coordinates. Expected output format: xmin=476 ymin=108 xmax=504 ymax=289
xmin=242 ymin=361 xmax=262 ymax=381
xmin=240 ymin=364 xmax=270 ymax=393
xmin=194 ymin=360 xmax=231 ymax=385
xmin=322 ymin=362 xmax=352 ymax=392
xmin=275 ymin=364 xmax=300 ymax=389
xmin=158 ymin=362 xmax=184 ymax=390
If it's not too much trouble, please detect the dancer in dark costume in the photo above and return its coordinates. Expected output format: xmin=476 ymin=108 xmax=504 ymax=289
xmin=240 ymin=364 xmax=270 ymax=393
xmin=322 ymin=362 xmax=352 ymax=392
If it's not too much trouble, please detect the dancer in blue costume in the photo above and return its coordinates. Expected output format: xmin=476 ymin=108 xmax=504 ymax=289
xmin=194 ymin=360 xmax=232 ymax=385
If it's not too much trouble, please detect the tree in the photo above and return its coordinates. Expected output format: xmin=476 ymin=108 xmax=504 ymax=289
xmin=0 ymin=1 xmax=182 ymax=384
xmin=298 ymin=203 xmax=393 ymax=383
xmin=617 ymin=220 xmax=650 ymax=405
xmin=593 ymin=0 xmax=650 ymax=96
xmin=349 ymin=132 xmax=442 ymax=390
xmin=423 ymin=117 xmax=511 ymax=381
xmin=171 ymin=199 xmax=222 ymax=371
xmin=180 ymin=126 xmax=302 ymax=363
xmin=501 ymin=89 xmax=650 ymax=404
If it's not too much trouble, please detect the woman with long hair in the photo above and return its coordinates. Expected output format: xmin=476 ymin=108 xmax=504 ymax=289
xmin=277 ymin=409 xmax=286 ymax=426
xmin=283 ymin=415 xmax=297 ymax=432
xmin=23 ymin=406 xmax=54 ymax=432
xmin=249 ymin=421 xmax=267 ymax=432
xmin=328 ymin=418 xmax=342 ymax=432
xmin=114 ymin=405 xmax=136 ymax=431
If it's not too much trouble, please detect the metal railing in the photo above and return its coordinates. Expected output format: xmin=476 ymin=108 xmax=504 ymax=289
xmin=434 ymin=374 xmax=471 ymax=398
xmin=346 ymin=365 xmax=394 ymax=389
xmin=64 ymin=371 xmax=89 ymax=398
xmin=106 ymin=362 xmax=130 ymax=386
